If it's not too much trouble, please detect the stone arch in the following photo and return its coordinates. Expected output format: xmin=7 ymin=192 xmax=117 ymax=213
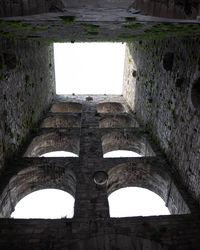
xmin=101 ymin=131 xmax=155 ymax=156
xmin=97 ymin=102 xmax=125 ymax=113
xmin=50 ymin=102 xmax=82 ymax=113
xmin=0 ymin=165 xmax=76 ymax=217
xmin=107 ymin=162 xmax=190 ymax=215
xmin=24 ymin=131 xmax=80 ymax=157
xmin=99 ymin=114 xmax=138 ymax=128
xmin=41 ymin=114 xmax=81 ymax=128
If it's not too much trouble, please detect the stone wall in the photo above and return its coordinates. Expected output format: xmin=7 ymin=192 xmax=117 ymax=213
xmin=0 ymin=215 xmax=200 ymax=250
xmin=0 ymin=0 xmax=69 ymax=17
xmin=3 ymin=0 xmax=200 ymax=18
xmin=131 ymin=0 xmax=200 ymax=19
xmin=123 ymin=38 xmax=200 ymax=205
xmin=0 ymin=0 xmax=47 ymax=17
xmin=0 ymin=2 xmax=200 ymax=250
xmin=0 ymin=38 xmax=55 ymax=171
xmin=0 ymin=0 xmax=135 ymax=17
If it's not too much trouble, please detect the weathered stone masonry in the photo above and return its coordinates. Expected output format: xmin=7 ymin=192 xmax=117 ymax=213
xmin=0 ymin=94 xmax=200 ymax=249
xmin=0 ymin=38 xmax=55 ymax=171
xmin=123 ymin=39 xmax=200 ymax=206
xmin=1 ymin=1 xmax=200 ymax=249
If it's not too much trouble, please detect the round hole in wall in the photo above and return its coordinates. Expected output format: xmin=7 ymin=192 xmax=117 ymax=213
xmin=191 ymin=78 xmax=200 ymax=111
xmin=11 ymin=189 xmax=75 ymax=219
xmin=175 ymin=78 xmax=184 ymax=89
xmin=93 ymin=171 xmax=108 ymax=186
xmin=3 ymin=52 xmax=17 ymax=70
xmin=163 ymin=52 xmax=174 ymax=71
xmin=132 ymin=70 xmax=137 ymax=77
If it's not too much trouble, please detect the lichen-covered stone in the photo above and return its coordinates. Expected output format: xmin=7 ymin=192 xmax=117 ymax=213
xmin=0 ymin=38 xmax=55 ymax=170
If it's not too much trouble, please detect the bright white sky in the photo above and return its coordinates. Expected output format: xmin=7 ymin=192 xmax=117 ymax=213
xmin=11 ymin=189 xmax=74 ymax=219
xmin=12 ymin=185 xmax=169 ymax=219
xmin=109 ymin=187 xmax=170 ymax=217
xmin=54 ymin=42 xmax=126 ymax=95
xmin=40 ymin=151 xmax=78 ymax=157
xmin=104 ymin=150 xmax=141 ymax=158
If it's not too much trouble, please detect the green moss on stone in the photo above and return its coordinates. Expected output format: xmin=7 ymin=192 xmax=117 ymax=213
xmin=118 ymin=23 xmax=200 ymax=41
xmin=0 ymin=31 xmax=20 ymax=39
xmin=0 ymin=57 xmax=4 ymax=70
xmin=0 ymin=73 xmax=5 ymax=81
xmin=60 ymin=16 xmax=76 ymax=24
xmin=82 ymin=24 xmax=99 ymax=35
xmin=0 ymin=20 xmax=32 ymax=29
xmin=147 ymin=23 xmax=200 ymax=37
xmin=124 ymin=22 xmax=144 ymax=29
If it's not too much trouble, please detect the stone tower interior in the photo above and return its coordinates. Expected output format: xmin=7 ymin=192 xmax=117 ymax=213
xmin=1 ymin=0 xmax=200 ymax=249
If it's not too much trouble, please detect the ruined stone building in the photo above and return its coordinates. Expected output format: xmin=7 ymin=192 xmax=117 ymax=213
xmin=0 ymin=0 xmax=200 ymax=249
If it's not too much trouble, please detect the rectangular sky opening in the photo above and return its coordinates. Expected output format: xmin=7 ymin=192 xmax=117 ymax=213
xmin=54 ymin=42 xmax=126 ymax=95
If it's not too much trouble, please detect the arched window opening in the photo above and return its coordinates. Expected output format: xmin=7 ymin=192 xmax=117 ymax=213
xmin=0 ymin=166 xmax=76 ymax=218
xmin=104 ymin=150 xmax=142 ymax=158
xmin=108 ymin=187 xmax=170 ymax=217
xmin=11 ymin=189 xmax=75 ymax=219
xmin=40 ymin=151 xmax=78 ymax=157
xmin=101 ymin=132 xmax=155 ymax=157
xmin=107 ymin=163 xmax=190 ymax=215
xmin=24 ymin=132 xmax=80 ymax=157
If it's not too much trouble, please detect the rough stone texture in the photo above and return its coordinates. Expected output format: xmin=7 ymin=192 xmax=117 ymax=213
xmin=41 ymin=113 xmax=81 ymax=128
xmin=0 ymin=96 xmax=199 ymax=249
xmin=0 ymin=2 xmax=200 ymax=249
xmin=99 ymin=113 xmax=139 ymax=128
xmin=0 ymin=216 xmax=200 ymax=250
xmin=0 ymin=0 xmax=69 ymax=17
xmin=101 ymin=130 xmax=155 ymax=156
xmin=0 ymin=38 xmax=55 ymax=171
xmin=2 ymin=0 xmax=200 ymax=19
xmin=123 ymin=38 xmax=200 ymax=207
xmin=131 ymin=0 xmax=200 ymax=19
xmin=24 ymin=129 xmax=80 ymax=157
xmin=0 ymin=0 xmax=136 ymax=18
xmin=0 ymin=7 xmax=200 ymax=42
xmin=51 ymin=102 xmax=82 ymax=112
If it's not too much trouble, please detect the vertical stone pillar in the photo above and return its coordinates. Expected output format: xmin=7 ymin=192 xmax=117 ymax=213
xmin=74 ymin=101 xmax=110 ymax=219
